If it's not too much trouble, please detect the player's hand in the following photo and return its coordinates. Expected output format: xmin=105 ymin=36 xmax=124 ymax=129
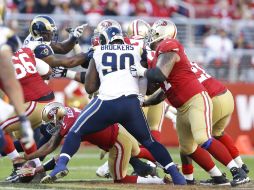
xmin=130 ymin=63 xmax=147 ymax=77
xmin=51 ymin=67 xmax=67 ymax=78
xmin=17 ymin=165 xmax=36 ymax=177
xmin=73 ymin=24 xmax=88 ymax=38
xmin=19 ymin=115 xmax=35 ymax=150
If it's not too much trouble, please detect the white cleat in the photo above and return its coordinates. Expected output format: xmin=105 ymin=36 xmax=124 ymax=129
xmin=96 ymin=161 xmax=111 ymax=178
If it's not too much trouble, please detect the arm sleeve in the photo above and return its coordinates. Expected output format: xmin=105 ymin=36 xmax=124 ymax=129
xmin=35 ymin=58 xmax=50 ymax=76
xmin=81 ymin=48 xmax=94 ymax=69
xmin=34 ymin=44 xmax=54 ymax=59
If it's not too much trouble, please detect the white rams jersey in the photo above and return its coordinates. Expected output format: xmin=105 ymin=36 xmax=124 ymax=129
xmin=93 ymin=44 xmax=144 ymax=100
xmin=23 ymin=34 xmax=51 ymax=51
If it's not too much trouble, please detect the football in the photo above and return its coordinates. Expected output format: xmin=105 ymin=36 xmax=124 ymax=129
xmin=19 ymin=160 xmax=36 ymax=183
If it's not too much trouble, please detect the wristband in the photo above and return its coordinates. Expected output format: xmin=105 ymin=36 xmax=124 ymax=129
xmin=80 ymin=72 xmax=86 ymax=83
xmin=66 ymin=70 xmax=77 ymax=80
xmin=19 ymin=115 xmax=27 ymax=122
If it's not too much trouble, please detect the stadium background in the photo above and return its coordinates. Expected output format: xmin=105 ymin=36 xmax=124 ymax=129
xmin=3 ymin=0 xmax=254 ymax=151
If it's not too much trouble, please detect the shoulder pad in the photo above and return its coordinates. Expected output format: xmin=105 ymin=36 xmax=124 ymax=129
xmin=157 ymin=39 xmax=180 ymax=55
xmin=34 ymin=44 xmax=54 ymax=59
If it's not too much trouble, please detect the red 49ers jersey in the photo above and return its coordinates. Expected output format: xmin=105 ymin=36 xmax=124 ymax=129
xmin=60 ymin=107 xmax=119 ymax=150
xmin=190 ymin=62 xmax=226 ymax=98
xmin=12 ymin=48 xmax=52 ymax=102
xmin=152 ymin=39 xmax=205 ymax=108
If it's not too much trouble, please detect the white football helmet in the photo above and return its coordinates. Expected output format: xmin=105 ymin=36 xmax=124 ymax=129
xmin=96 ymin=19 xmax=122 ymax=34
xmin=41 ymin=102 xmax=67 ymax=134
xmin=127 ymin=19 xmax=150 ymax=39
xmin=149 ymin=19 xmax=177 ymax=48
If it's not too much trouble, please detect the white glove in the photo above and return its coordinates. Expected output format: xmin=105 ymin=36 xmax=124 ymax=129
xmin=19 ymin=116 xmax=35 ymax=149
xmin=73 ymin=24 xmax=88 ymax=38
xmin=17 ymin=165 xmax=36 ymax=177
xmin=51 ymin=67 xmax=67 ymax=78
xmin=130 ymin=63 xmax=147 ymax=77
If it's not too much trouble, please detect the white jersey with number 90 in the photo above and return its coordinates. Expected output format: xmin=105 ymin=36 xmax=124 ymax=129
xmin=93 ymin=44 xmax=142 ymax=100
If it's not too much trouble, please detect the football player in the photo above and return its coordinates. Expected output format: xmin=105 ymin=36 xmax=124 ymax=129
xmin=0 ymin=2 xmax=33 ymax=156
xmin=48 ymin=26 xmax=186 ymax=185
xmin=0 ymin=47 xmax=54 ymax=182
xmin=131 ymin=19 xmax=248 ymax=186
xmin=180 ymin=62 xmax=249 ymax=184
xmin=127 ymin=19 xmax=165 ymax=143
xmin=18 ymin=102 xmax=167 ymax=185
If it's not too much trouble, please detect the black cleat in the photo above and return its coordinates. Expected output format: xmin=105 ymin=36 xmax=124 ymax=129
xmin=241 ymin=164 xmax=249 ymax=174
xmin=186 ymin=178 xmax=196 ymax=185
xmin=6 ymin=163 xmax=24 ymax=183
xmin=200 ymin=174 xmax=230 ymax=186
xmin=230 ymin=167 xmax=249 ymax=186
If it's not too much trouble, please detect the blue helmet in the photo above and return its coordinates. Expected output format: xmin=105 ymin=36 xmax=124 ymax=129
xmin=29 ymin=15 xmax=57 ymax=42
xmin=99 ymin=26 xmax=124 ymax=45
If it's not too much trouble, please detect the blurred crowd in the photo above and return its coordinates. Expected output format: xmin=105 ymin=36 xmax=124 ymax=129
xmin=3 ymin=0 xmax=254 ymax=81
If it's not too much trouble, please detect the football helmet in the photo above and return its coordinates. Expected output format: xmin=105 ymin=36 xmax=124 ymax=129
xmin=91 ymin=19 xmax=122 ymax=46
xmin=41 ymin=102 xmax=67 ymax=134
xmin=99 ymin=26 xmax=124 ymax=45
xmin=127 ymin=19 xmax=150 ymax=39
xmin=29 ymin=15 xmax=57 ymax=42
xmin=148 ymin=19 xmax=177 ymax=49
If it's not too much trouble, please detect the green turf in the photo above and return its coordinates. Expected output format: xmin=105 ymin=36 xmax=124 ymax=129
xmin=0 ymin=146 xmax=253 ymax=189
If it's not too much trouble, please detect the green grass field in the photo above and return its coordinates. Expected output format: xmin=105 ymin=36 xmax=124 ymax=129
xmin=0 ymin=146 xmax=253 ymax=190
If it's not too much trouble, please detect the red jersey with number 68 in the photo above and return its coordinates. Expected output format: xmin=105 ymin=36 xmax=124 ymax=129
xmin=190 ymin=62 xmax=227 ymax=98
xmin=12 ymin=48 xmax=52 ymax=102
xmin=60 ymin=107 xmax=119 ymax=150
xmin=152 ymin=39 xmax=205 ymax=108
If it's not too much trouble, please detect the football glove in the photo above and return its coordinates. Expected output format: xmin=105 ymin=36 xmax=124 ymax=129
xmin=51 ymin=67 xmax=67 ymax=78
xmin=73 ymin=24 xmax=88 ymax=38
xmin=19 ymin=115 xmax=35 ymax=149
xmin=17 ymin=165 xmax=36 ymax=177
xmin=130 ymin=63 xmax=147 ymax=77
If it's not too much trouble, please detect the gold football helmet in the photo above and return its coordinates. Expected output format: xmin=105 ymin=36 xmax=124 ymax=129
xmin=149 ymin=19 xmax=177 ymax=49
xmin=41 ymin=102 xmax=67 ymax=134
xmin=29 ymin=15 xmax=57 ymax=42
xmin=127 ymin=19 xmax=150 ymax=39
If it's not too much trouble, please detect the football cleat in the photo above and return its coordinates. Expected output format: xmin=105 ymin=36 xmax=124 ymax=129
xmin=230 ymin=167 xmax=250 ymax=186
xmin=186 ymin=178 xmax=197 ymax=185
xmin=40 ymin=169 xmax=68 ymax=184
xmin=241 ymin=164 xmax=249 ymax=174
xmin=200 ymin=174 xmax=230 ymax=186
xmin=6 ymin=162 xmax=24 ymax=183
xmin=96 ymin=161 xmax=111 ymax=178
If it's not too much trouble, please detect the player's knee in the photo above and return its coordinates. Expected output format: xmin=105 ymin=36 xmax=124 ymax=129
xmin=201 ymin=138 xmax=213 ymax=150
xmin=180 ymin=144 xmax=197 ymax=155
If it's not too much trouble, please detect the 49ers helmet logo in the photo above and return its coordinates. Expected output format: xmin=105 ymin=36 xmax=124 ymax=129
xmin=101 ymin=21 xmax=113 ymax=28
xmin=159 ymin=20 xmax=167 ymax=26
xmin=48 ymin=108 xmax=58 ymax=120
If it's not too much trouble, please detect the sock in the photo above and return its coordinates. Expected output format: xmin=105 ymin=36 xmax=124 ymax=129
xmin=14 ymin=140 xmax=23 ymax=152
xmin=189 ymin=146 xmax=215 ymax=172
xmin=136 ymin=148 xmax=155 ymax=162
xmin=43 ymin=158 xmax=56 ymax=171
xmin=7 ymin=150 xmax=20 ymax=160
xmin=216 ymin=133 xmax=240 ymax=159
xmin=206 ymin=139 xmax=234 ymax=167
xmin=208 ymin=166 xmax=222 ymax=177
xmin=114 ymin=175 xmax=138 ymax=183
xmin=226 ymin=160 xmax=239 ymax=170
xmin=60 ymin=131 xmax=81 ymax=157
xmin=182 ymin=164 xmax=194 ymax=180
xmin=58 ymin=154 xmax=71 ymax=166
xmin=21 ymin=142 xmax=37 ymax=155
xmin=151 ymin=130 xmax=161 ymax=142
xmin=234 ymin=156 xmax=244 ymax=168
xmin=3 ymin=133 xmax=16 ymax=154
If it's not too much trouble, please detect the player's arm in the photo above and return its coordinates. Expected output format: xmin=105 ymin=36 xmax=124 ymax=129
xmin=85 ymin=58 xmax=100 ymax=94
xmin=35 ymin=58 xmax=52 ymax=79
xmin=50 ymin=24 xmax=86 ymax=54
xmin=144 ymin=52 xmax=180 ymax=83
xmin=143 ymin=88 xmax=166 ymax=107
xmin=23 ymin=132 xmax=62 ymax=160
xmin=0 ymin=50 xmax=26 ymax=115
xmin=42 ymin=53 xmax=88 ymax=68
